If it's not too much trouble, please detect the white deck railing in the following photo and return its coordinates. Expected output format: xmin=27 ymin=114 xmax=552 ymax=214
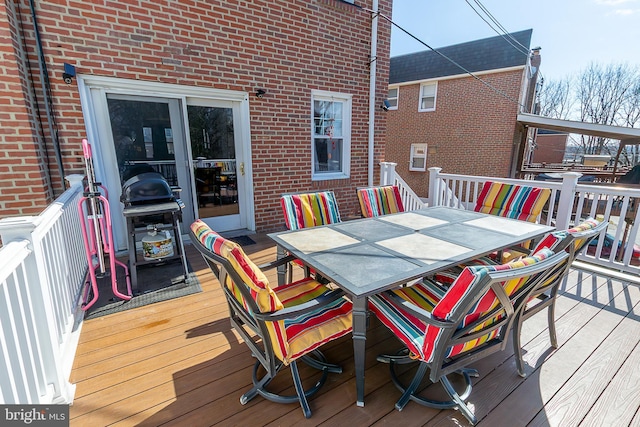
xmin=380 ymin=162 xmax=428 ymax=211
xmin=0 ymin=175 xmax=87 ymax=404
xmin=421 ymin=167 xmax=640 ymax=275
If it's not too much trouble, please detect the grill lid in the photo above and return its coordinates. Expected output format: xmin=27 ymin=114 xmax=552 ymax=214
xmin=121 ymin=172 xmax=175 ymax=205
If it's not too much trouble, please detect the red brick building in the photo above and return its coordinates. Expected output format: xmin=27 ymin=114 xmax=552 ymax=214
xmin=384 ymin=30 xmax=539 ymax=197
xmin=530 ymin=130 xmax=568 ymax=165
xmin=0 ymin=0 xmax=392 ymax=248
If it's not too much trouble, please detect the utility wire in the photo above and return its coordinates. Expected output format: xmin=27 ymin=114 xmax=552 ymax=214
xmin=465 ymin=0 xmax=530 ymax=57
xmin=473 ymin=0 xmax=529 ymax=56
xmin=366 ymin=8 xmax=526 ymax=109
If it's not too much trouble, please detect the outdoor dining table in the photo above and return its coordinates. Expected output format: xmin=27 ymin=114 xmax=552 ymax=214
xmin=267 ymin=206 xmax=555 ymax=407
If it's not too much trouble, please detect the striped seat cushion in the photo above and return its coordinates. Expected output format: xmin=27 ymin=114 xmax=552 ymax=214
xmin=474 ymin=181 xmax=551 ymax=223
xmin=273 ymin=278 xmax=352 ymax=363
xmin=280 ymin=191 xmax=341 ymax=230
xmin=191 ymin=219 xmax=352 ymax=365
xmin=370 ymin=248 xmax=554 ymax=363
xmin=357 ymin=186 xmax=405 ymax=218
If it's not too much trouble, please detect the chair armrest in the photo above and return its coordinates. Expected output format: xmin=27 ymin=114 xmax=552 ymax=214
xmin=257 ymin=254 xmax=297 ymax=270
xmin=255 ymin=289 xmax=347 ymax=321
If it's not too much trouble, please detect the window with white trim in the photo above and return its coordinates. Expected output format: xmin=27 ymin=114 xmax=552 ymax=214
xmin=387 ymin=87 xmax=398 ymax=109
xmin=312 ymin=91 xmax=352 ymax=180
xmin=409 ymin=143 xmax=427 ymax=171
xmin=418 ymin=82 xmax=437 ymax=112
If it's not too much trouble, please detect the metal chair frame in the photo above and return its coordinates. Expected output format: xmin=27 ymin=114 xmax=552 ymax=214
xmin=512 ymin=218 xmax=609 ymax=376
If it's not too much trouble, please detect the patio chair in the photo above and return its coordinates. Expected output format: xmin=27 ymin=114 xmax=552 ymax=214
xmin=280 ymin=190 xmax=341 ymax=230
xmin=512 ymin=217 xmax=608 ymax=376
xmin=189 ymin=220 xmax=352 ymax=418
xmin=357 ymin=185 xmax=405 ymax=218
xmin=369 ymin=248 xmax=569 ymax=424
xmin=474 ymin=181 xmax=552 ymax=262
xmin=474 ymin=181 xmax=551 ymax=223
xmin=280 ymin=191 xmax=342 ymax=280
xmin=438 ymin=217 xmax=607 ymax=377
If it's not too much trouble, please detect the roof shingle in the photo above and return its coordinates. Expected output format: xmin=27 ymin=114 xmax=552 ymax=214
xmin=390 ymin=29 xmax=533 ymax=84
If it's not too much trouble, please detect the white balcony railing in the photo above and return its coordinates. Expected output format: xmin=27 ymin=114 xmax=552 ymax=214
xmin=0 ymin=175 xmax=87 ymax=404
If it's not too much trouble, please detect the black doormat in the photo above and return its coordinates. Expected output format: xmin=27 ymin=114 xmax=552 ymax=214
xmin=83 ymin=258 xmax=201 ymax=320
xmin=228 ymin=235 xmax=256 ymax=246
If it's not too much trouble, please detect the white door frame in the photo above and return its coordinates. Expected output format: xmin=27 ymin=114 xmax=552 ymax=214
xmin=77 ymin=75 xmax=255 ymax=251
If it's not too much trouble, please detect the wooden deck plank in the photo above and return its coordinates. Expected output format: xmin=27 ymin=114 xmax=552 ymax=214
xmin=68 ymin=237 xmax=640 ymax=427
xmin=528 ymin=284 xmax=640 ymax=426
xmin=477 ymin=276 xmax=637 ymax=427
xmin=579 ymin=328 xmax=640 ymax=426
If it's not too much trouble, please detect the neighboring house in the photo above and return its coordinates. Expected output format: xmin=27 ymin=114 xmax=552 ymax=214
xmin=385 ymin=29 xmax=540 ymax=197
xmin=529 ymin=129 xmax=568 ymax=165
xmin=0 ymin=0 xmax=392 ymax=248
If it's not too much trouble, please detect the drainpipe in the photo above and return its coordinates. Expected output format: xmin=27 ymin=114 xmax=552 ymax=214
xmin=367 ymin=0 xmax=379 ymax=186
xmin=29 ymin=0 xmax=66 ymax=192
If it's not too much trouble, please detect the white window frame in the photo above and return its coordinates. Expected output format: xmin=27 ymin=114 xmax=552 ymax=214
xmin=409 ymin=143 xmax=428 ymax=171
xmin=311 ymin=90 xmax=352 ymax=181
xmin=387 ymin=86 xmax=399 ymax=110
xmin=418 ymin=82 xmax=437 ymax=112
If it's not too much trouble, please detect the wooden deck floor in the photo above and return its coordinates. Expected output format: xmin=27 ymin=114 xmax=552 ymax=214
xmin=69 ymin=233 xmax=640 ymax=426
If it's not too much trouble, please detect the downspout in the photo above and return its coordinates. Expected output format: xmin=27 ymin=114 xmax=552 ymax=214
xmin=367 ymin=0 xmax=379 ymax=186
xmin=29 ymin=0 xmax=66 ymax=192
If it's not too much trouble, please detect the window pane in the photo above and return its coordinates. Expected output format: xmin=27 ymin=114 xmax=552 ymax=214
xmin=314 ymin=137 xmax=342 ymax=173
xmin=422 ymin=84 xmax=435 ymax=97
xmin=412 ymin=157 xmax=426 ymax=169
xmin=332 ymin=119 xmax=343 ymax=137
xmin=421 ymin=97 xmax=435 ymax=110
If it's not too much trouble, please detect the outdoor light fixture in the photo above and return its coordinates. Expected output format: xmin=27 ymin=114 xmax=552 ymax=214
xmin=62 ymin=62 xmax=76 ymax=84
xmin=380 ymin=99 xmax=391 ymax=111
xmin=255 ymin=88 xmax=266 ymax=98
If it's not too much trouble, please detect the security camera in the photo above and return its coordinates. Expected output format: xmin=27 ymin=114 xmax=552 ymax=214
xmin=380 ymin=99 xmax=391 ymax=111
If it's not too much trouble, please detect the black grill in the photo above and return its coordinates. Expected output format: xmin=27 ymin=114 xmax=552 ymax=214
xmin=120 ymin=172 xmax=176 ymax=206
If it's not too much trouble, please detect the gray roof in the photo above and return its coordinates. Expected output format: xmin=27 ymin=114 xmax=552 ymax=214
xmin=389 ymin=29 xmax=533 ymax=84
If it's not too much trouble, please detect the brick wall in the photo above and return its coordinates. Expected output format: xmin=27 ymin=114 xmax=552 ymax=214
xmin=386 ymin=69 xmax=525 ymax=197
xmin=0 ymin=2 xmax=54 ymax=216
xmin=2 ymin=0 xmax=391 ymax=230
xmin=532 ymin=133 xmax=568 ymax=164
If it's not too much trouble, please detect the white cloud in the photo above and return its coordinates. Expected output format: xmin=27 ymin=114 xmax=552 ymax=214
xmin=612 ymin=8 xmax=639 ymax=14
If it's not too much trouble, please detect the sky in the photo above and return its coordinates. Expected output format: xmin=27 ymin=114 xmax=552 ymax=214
xmin=389 ymin=0 xmax=640 ymax=82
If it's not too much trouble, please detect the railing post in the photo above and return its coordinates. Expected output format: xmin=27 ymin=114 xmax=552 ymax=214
xmin=556 ymin=172 xmax=582 ymax=229
xmin=65 ymin=174 xmax=84 ymax=189
xmin=428 ymin=167 xmax=442 ymax=207
xmin=379 ymin=162 xmax=397 ymax=186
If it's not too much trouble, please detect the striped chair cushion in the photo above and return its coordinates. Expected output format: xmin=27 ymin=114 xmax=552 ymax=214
xmin=369 ymin=248 xmax=554 ymax=363
xmin=273 ymin=278 xmax=352 ymax=363
xmin=531 ymin=217 xmax=600 ymax=255
xmin=280 ymin=191 xmax=341 ymax=230
xmin=474 ymin=181 xmax=551 ymax=223
xmin=357 ymin=186 xmax=405 ymax=218
xmin=190 ymin=220 xmax=284 ymax=313
xmin=568 ymin=217 xmax=601 ymax=253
